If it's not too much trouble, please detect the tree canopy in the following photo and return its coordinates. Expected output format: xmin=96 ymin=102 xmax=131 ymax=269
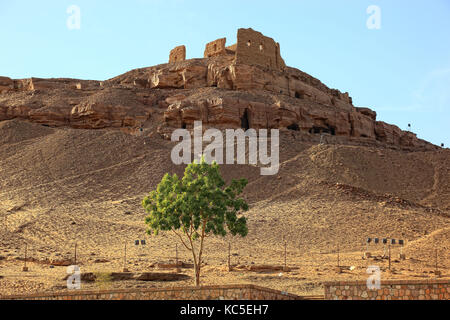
xmin=142 ymin=158 xmax=249 ymax=285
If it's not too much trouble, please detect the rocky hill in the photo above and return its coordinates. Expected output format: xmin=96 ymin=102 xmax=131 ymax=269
xmin=0 ymin=28 xmax=438 ymax=151
xmin=0 ymin=28 xmax=448 ymax=296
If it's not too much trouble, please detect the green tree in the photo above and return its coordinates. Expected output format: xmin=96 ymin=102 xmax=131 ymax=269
xmin=142 ymin=158 xmax=249 ymax=286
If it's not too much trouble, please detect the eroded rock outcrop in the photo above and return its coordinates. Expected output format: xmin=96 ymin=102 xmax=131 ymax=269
xmin=0 ymin=77 xmax=14 ymax=93
xmin=0 ymin=28 xmax=438 ymax=151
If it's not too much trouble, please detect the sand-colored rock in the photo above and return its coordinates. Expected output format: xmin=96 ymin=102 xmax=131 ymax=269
xmin=0 ymin=76 xmax=14 ymax=93
xmin=0 ymin=28 xmax=439 ymax=151
xmin=169 ymin=45 xmax=186 ymax=63
xmin=204 ymin=38 xmax=227 ymax=58
xmin=235 ymin=28 xmax=286 ymax=71
xmin=0 ymin=119 xmax=448 ymax=297
xmin=0 ymin=29 xmax=446 ymax=299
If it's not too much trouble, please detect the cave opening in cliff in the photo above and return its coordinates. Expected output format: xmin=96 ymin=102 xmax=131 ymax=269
xmin=295 ymin=91 xmax=304 ymax=99
xmin=310 ymin=127 xmax=321 ymax=134
xmin=181 ymin=122 xmax=187 ymax=129
xmin=241 ymin=109 xmax=250 ymax=130
xmin=287 ymin=123 xmax=300 ymax=131
xmin=330 ymin=127 xmax=336 ymax=135
xmin=309 ymin=126 xmax=336 ymax=136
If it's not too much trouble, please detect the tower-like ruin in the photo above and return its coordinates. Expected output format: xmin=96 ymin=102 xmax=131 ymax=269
xmin=234 ymin=28 xmax=286 ymax=71
xmin=168 ymin=28 xmax=286 ymax=71
xmin=169 ymin=45 xmax=186 ymax=63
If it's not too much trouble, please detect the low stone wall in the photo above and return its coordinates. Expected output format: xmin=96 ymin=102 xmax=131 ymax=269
xmin=1 ymin=284 xmax=302 ymax=300
xmin=324 ymin=279 xmax=449 ymax=300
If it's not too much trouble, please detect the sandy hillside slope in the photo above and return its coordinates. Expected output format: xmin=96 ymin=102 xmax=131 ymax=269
xmin=0 ymin=119 xmax=448 ymax=296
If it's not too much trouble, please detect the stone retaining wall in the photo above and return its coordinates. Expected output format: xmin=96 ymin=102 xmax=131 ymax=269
xmin=324 ymin=279 xmax=449 ymax=300
xmin=1 ymin=284 xmax=302 ymax=300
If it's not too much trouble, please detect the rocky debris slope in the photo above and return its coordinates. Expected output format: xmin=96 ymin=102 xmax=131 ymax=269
xmin=0 ymin=54 xmax=438 ymax=151
xmin=0 ymin=120 xmax=448 ymax=260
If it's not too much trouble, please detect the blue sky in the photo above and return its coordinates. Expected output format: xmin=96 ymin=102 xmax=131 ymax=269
xmin=1 ymin=0 xmax=449 ymax=147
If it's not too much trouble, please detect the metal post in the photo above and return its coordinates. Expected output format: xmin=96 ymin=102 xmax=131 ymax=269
xmin=435 ymin=249 xmax=438 ymax=270
xmin=435 ymin=249 xmax=439 ymax=277
xmin=74 ymin=243 xmax=77 ymax=265
xmin=123 ymin=242 xmax=128 ymax=272
xmin=23 ymin=243 xmax=28 ymax=272
xmin=337 ymin=244 xmax=340 ymax=267
xmin=284 ymin=241 xmax=287 ymax=271
xmin=388 ymin=243 xmax=391 ymax=271
xmin=335 ymin=243 xmax=341 ymax=273
xmin=228 ymin=242 xmax=231 ymax=272
xmin=176 ymin=243 xmax=180 ymax=273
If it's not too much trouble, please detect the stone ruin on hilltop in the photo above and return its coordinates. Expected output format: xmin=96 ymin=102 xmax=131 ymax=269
xmin=0 ymin=28 xmax=440 ymax=151
xmin=171 ymin=28 xmax=286 ymax=72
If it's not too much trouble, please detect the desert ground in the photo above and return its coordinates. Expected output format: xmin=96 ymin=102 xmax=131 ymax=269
xmin=0 ymin=120 xmax=448 ymax=297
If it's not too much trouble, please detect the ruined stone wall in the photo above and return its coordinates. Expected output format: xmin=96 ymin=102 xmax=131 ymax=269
xmin=169 ymin=45 xmax=186 ymax=63
xmin=226 ymin=43 xmax=237 ymax=53
xmin=1 ymin=284 xmax=302 ymax=300
xmin=235 ymin=28 xmax=286 ymax=71
xmin=3 ymin=78 xmax=100 ymax=92
xmin=204 ymin=38 xmax=227 ymax=58
xmin=324 ymin=280 xmax=449 ymax=300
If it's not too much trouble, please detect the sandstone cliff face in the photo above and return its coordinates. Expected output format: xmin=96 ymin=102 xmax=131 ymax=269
xmin=0 ymin=77 xmax=14 ymax=93
xmin=0 ymin=54 xmax=437 ymax=151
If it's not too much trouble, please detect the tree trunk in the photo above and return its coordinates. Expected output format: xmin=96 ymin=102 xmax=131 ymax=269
xmin=192 ymin=251 xmax=200 ymax=287
xmin=187 ymin=219 xmax=206 ymax=287
xmin=195 ymin=264 xmax=201 ymax=286
xmin=194 ymin=220 xmax=206 ymax=287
